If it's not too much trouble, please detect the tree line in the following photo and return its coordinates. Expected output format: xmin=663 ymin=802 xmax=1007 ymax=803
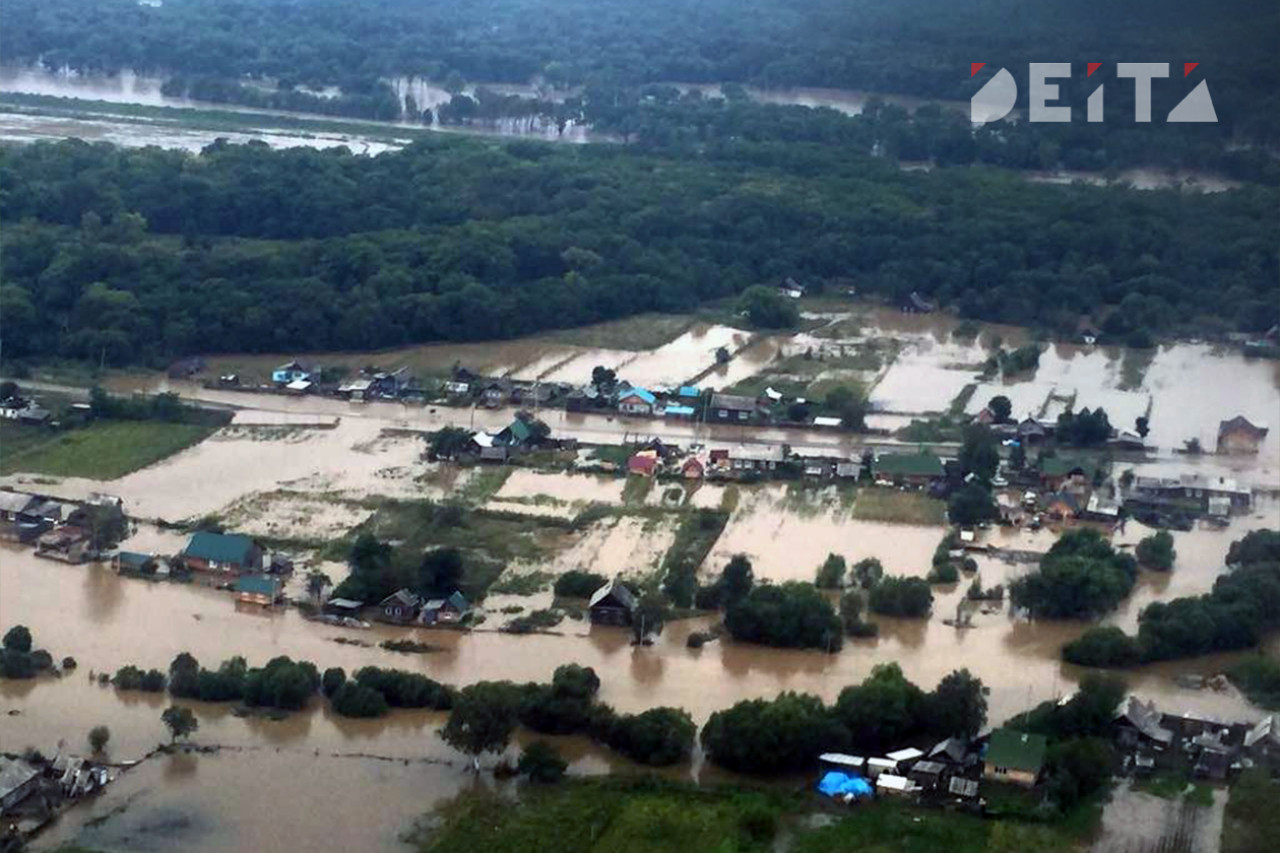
xmin=3 ymin=137 xmax=1276 ymax=368
xmin=6 ymin=0 xmax=1276 ymax=144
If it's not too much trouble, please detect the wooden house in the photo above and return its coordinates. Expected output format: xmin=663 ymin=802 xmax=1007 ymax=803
xmin=378 ymin=589 xmax=422 ymax=624
xmin=617 ymin=387 xmax=657 ymax=416
xmin=181 ymin=532 xmax=263 ymax=574
xmin=875 ymin=452 xmax=944 ymax=487
xmin=421 ymin=591 xmax=471 ymax=625
xmin=271 ymin=361 xmax=310 ymax=384
xmin=709 ymin=393 xmax=764 ymax=424
xmin=1217 ymin=416 xmax=1268 ymax=454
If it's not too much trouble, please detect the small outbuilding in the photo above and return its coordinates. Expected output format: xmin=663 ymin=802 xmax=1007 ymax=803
xmin=588 ymin=579 xmax=638 ymax=626
xmin=235 ymin=575 xmax=281 ymax=606
xmin=983 ymin=728 xmax=1047 ymax=788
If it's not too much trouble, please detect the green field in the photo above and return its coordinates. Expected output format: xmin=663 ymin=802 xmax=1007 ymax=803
xmin=851 ymin=488 xmax=948 ymax=526
xmin=0 ymin=420 xmax=217 ymax=479
xmin=1223 ymin=769 xmax=1280 ymax=853
xmin=412 ymin=780 xmax=780 ymax=853
xmin=411 ymin=778 xmax=1084 ymax=853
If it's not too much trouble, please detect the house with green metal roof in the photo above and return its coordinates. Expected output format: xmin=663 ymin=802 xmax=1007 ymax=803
xmin=1038 ymin=455 xmax=1104 ymax=491
xmin=982 ymin=728 xmax=1047 ymax=787
xmin=874 ymin=452 xmax=945 ymax=486
xmin=181 ymin=531 xmax=263 ymax=574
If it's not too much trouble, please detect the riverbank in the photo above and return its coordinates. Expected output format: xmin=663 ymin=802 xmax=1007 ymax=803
xmin=405 ymin=776 xmax=1090 ymax=853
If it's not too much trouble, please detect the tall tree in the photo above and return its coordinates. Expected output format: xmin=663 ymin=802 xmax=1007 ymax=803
xmin=438 ymin=681 xmax=523 ymax=770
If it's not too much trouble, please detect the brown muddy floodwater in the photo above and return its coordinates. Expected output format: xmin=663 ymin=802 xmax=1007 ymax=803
xmin=3 ymin=308 xmax=1279 ymax=851
xmin=2 ymin=485 xmax=1275 ymax=853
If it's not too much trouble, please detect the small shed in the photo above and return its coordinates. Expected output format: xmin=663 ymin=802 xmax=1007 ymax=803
xmin=908 ymin=760 xmax=947 ymax=789
xmin=886 ymin=747 xmax=924 ymax=767
xmin=875 ymin=774 xmax=918 ymax=796
xmin=589 ymin=579 xmax=638 ymax=626
xmin=235 ymin=575 xmax=280 ymax=606
xmin=818 ymin=753 xmax=865 ymax=772
xmin=948 ymin=776 xmax=979 ymax=799
xmin=113 ymin=551 xmax=155 ymax=574
xmin=323 ymin=598 xmax=364 ymax=617
xmin=865 ymin=757 xmax=899 ymax=779
xmin=627 ymin=452 xmax=659 ymax=477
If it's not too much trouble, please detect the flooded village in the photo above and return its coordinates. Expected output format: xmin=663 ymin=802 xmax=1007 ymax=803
xmin=2 ymin=302 xmax=1279 ymax=852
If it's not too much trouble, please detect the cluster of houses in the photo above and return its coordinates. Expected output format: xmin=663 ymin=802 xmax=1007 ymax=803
xmin=204 ymin=360 xmax=430 ymax=402
xmin=816 ymin=700 xmax=1280 ymax=810
xmin=0 ymin=750 xmax=115 ymax=836
xmin=816 ymin=729 xmax=1031 ymax=806
xmin=0 ymin=489 xmax=123 ymax=563
xmin=322 ymin=589 xmax=473 ymax=628
xmin=1114 ymin=696 xmax=1280 ymax=782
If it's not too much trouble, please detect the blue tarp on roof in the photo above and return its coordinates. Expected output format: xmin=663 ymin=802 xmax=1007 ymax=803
xmin=817 ymin=771 xmax=873 ymax=799
xmin=665 ymin=405 xmax=695 ymax=417
xmin=622 ymin=387 xmax=656 ymax=404
xmin=678 ymin=386 xmax=700 ymax=398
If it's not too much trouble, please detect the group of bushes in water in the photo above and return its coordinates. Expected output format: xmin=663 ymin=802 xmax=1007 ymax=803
xmin=1064 ymin=530 xmax=1280 ymax=667
xmin=1 ymin=625 xmax=57 ymax=679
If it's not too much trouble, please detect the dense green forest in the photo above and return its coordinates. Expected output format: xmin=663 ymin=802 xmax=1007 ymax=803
xmin=5 ymin=0 xmax=1278 ymax=143
xmin=1 ymin=135 xmax=1276 ymax=365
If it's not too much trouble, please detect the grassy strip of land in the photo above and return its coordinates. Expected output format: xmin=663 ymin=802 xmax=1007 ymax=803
xmin=851 ymin=488 xmax=947 ymax=526
xmin=411 ymin=779 xmax=781 ymax=853
xmin=0 ymin=420 xmax=217 ymax=479
xmin=543 ymin=313 xmax=695 ymax=351
xmin=1223 ymin=769 xmax=1280 ymax=853
xmin=411 ymin=778 xmax=1086 ymax=853
xmin=0 ymin=91 xmax=424 ymax=143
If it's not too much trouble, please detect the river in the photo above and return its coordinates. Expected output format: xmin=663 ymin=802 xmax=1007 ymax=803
xmin=0 ymin=65 xmax=1244 ymax=190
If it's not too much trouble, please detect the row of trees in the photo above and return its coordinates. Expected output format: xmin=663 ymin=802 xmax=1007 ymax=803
xmin=3 ymin=133 xmax=1277 ymax=368
xmin=8 ymin=0 xmax=1277 ymax=147
xmin=1063 ymin=530 xmax=1280 ymax=667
